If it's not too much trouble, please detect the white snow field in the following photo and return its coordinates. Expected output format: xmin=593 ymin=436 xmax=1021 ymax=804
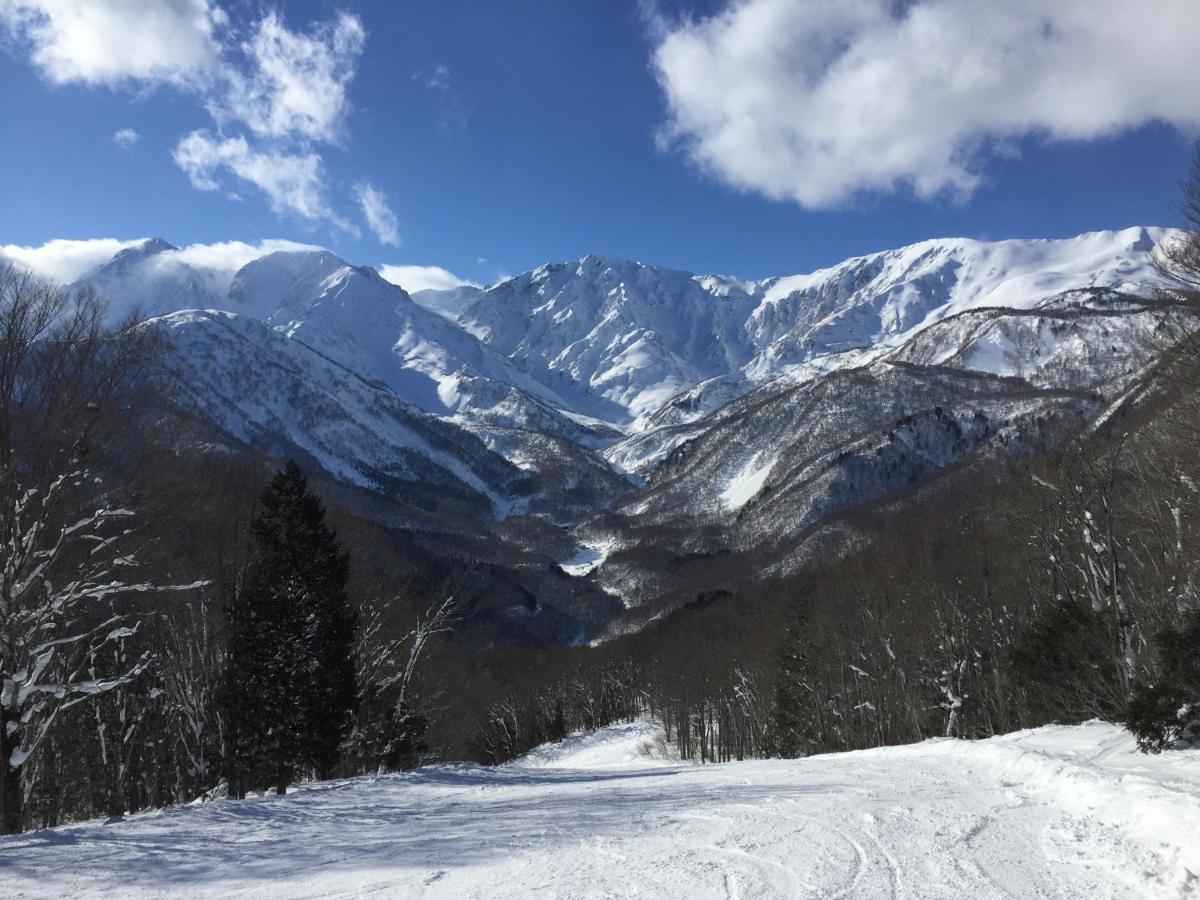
xmin=1 ymin=720 xmax=1197 ymax=899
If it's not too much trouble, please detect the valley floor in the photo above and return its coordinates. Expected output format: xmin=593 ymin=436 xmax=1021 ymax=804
xmin=1 ymin=720 xmax=1197 ymax=898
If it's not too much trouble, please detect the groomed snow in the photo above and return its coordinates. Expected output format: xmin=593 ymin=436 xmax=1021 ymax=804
xmin=557 ymin=538 xmax=615 ymax=576
xmin=515 ymin=719 xmax=677 ymax=769
xmin=1 ymin=720 xmax=1197 ymax=898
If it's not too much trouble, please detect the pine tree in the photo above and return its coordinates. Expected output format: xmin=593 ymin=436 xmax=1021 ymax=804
xmin=222 ymin=462 xmax=357 ymax=795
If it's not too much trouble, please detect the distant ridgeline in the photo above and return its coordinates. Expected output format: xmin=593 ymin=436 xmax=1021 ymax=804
xmin=59 ymin=226 xmax=1183 ymax=639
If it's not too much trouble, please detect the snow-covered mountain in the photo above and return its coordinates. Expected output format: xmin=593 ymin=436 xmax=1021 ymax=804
xmin=60 ymin=226 xmax=1183 ymax=628
xmin=424 ymin=227 xmax=1166 ymax=433
xmin=80 ymin=238 xmax=224 ymax=319
xmin=76 ymin=240 xmax=628 ymax=520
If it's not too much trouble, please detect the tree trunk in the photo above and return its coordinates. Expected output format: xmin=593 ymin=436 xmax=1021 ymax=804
xmin=0 ymin=712 xmax=22 ymax=834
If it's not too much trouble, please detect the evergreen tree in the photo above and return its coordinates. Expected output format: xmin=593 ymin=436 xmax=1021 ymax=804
xmin=222 ymin=462 xmax=358 ymax=794
xmin=1127 ymin=609 xmax=1200 ymax=752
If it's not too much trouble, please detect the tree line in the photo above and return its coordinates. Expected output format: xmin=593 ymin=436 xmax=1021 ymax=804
xmin=432 ymin=363 xmax=1198 ymax=768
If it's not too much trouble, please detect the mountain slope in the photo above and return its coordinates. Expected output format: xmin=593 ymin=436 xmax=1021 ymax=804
xmin=64 ymin=227 xmax=1184 ymax=634
xmin=423 ymin=227 xmax=1167 ymax=450
xmin=453 ymin=256 xmax=760 ymax=427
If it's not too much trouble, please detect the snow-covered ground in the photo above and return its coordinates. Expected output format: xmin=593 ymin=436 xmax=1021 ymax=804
xmin=720 ymin=450 xmax=778 ymax=512
xmin=557 ymin=537 xmax=616 ymax=577
xmin=1 ymin=720 xmax=1197 ymax=898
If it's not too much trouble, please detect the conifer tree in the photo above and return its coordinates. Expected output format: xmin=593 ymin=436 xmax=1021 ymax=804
xmin=222 ymin=462 xmax=357 ymax=794
xmin=1127 ymin=608 xmax=1200 ymax=752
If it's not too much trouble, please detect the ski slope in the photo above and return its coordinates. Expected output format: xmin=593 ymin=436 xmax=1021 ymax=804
xmin=1 ymin=720 xmax=1197 ymax=898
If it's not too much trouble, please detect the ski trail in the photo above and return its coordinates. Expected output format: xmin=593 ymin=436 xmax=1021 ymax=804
xmin=0 ymin=721 xmax=1195 ymax=899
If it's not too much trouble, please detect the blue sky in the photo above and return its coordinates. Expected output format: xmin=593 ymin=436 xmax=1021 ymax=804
xmin=1 ymin=1 xmax=1198 ymax=288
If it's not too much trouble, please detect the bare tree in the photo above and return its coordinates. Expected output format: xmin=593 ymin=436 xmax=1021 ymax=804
xmin=0 ymin=263 xmax=199 ymax=833
xmin=1155 ymin=140 xmax=1200 ymax=297
xmin=351 ymin=593 xmax=459 ymax=771
xmin=156 ymin=592 xmax=224 ymax=800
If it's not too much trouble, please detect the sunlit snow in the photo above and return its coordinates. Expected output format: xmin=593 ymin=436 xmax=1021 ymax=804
xmin=558 ymin=538 xmax=615 ymax=576
xmin=2 ymin=720 xmax=1195 ymax=898
xmin=720 ymin=451 xmax=776 ymax=511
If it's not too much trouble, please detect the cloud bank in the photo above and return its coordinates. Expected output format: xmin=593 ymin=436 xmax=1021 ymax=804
xmin=379 ymin=264 xmax=477 ymax=294
xmin=650 ymin=0 xmax=1200 ymax=208
xmin=1 ymin=236 xmax=324 ymax=286
xmin=1 ymin=238 xmax=474 ymax=304
xmin=0 ymin=237 xmax=144 ymax=282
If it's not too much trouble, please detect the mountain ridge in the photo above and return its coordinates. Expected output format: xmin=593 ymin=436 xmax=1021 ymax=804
xmin=10 ymin=225 xmax=1180 ymax=635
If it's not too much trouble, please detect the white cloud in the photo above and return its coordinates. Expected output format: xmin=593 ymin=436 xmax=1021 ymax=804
xmin=418 ymin=63 xmax=451 ymax=92
xmin=174 ymin=129 xmax=356 ymax=232
xmin=379 ymin=264 xmax=477 ymax=294
xmin=0 ymin=2 xmax=364 ymax=145
xmin=2 ymin=2 xmax=371 ymax=233
xmin=172 ymin=237 xmax=322 ymax=273
xmin=354 ymin=183 xmax=401 ymax=247
xmin=1 ymin=236 xmax=333 ymax=293
xmin=0 ymin=0 xmax=224 ymax=87
xmin=651 ymin=0 xmax=1200 ymax=208
xmin=186 ymin=10 xmax=366 ymax=230
xmin=215 ymin=11 xmax=365 ymax=144
xmin=0 ymin=237 xmax=144 ymax=282
xmin=112 ymin=127 xmax=138 ymax=149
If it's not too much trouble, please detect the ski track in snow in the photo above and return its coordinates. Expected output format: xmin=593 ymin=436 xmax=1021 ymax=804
xmin=1 ymin=720 xmax=1197 ymax=899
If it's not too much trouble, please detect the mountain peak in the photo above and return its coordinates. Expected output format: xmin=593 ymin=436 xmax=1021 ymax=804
xmin=141 ymin=236 xmax=179 ymax=253
xmin=227 ymin=248 xmax=349 ymax=317
xmin=95 ymin=237 xmax=179 ymax=274
xmin=351 ymin=263 xmax=410 ymax=297
xmin=578 ymin=253 xmax=626 ymax=267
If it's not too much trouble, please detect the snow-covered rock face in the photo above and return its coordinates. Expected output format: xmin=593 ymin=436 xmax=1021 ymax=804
xmin=745 ymin=227 xmax=1165 ymax=365
xmin=77 ymin=227 xmax=1170 ymax=454
xmin=227 ymin=249 xmax=349 ymax=320
xmin=70 ymin=228 xmax=1183 ymax=615
xmin=430 ymin=226 xmax=1169 ymax=438
xmin=453 ymin=256 xmax=760 ymax=427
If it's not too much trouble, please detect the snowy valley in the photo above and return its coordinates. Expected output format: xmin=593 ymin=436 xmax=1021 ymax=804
xmin=48 ymin=226 xmax=1182 ymax=637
